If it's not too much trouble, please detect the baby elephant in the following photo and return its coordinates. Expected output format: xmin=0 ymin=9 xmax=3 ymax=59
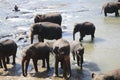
xmin=70 ymin=41 xmax=84 ymax=69
xmin=92 ymin=68 xmax=120 ymax=80
xmin=0 ymin=39 xmax=17 ymax=71
xmin=53 ymin=38 xmax=71 ymax=78
xmin=21 ymin=42 xmax=51 ymax=77
xmin=73 ymin=22 xmax=95 ymax=41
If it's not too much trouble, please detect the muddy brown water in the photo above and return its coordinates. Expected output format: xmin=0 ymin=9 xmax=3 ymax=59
xmin=0 ymin=0 xmax=120 ymax=80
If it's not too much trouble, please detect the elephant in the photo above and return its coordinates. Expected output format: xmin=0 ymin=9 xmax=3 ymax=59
xmin=34 ymin=12 xmax=62 ymax=25
xmin=30 ymin=22 xmax=62 ymax=44
xmin=92 ymin=68 xmax=120 ymax=80
xmin=70 ymin=41 xmax=84 ymax=69
xmin=53 ymin=38 xmax=71 ymax=78
xmin=102 ymin=2 xmax=120 ymax=16
xmin=73 ymin=22 xmax=96 ymax=41
xmin=0 ymin=39 xmax=17 ymax=71
xmin=22 ymin=42 xmax=51 ymax=77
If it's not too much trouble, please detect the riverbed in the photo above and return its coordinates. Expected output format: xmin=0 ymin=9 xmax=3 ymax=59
xmin=0 ymin=0 xmax=120 ymax=80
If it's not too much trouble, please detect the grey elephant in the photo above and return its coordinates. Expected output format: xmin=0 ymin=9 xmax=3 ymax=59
xmin=0 ymin=39 xmax=17 ymax=71
xmin=34 ymin=12 xmax=62 ymax=25
xmin=102 ymin=2 xmax=120 ymax=16
xmin=53 ymin=38 xmax=71 ymax=78
xmin=22 ymin=42 xmax=51 ymax=77
xmin=92 ymin=68 xmax=120 ymax=80
xmin=73 ymin=22 xmax=96 ymax=41
xmin=30 ymin=22 xmax=62 ymax=44
xmin=70 ymin=41 xmax=84 ymax=69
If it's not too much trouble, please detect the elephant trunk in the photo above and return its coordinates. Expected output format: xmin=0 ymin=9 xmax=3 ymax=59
xmin=22 ymin=58 xmax=26 ymax=76
xmin=30 ymin=32 xmax=33 ymax=44
xmin=22 ymin=58 xmax=28 ymax=77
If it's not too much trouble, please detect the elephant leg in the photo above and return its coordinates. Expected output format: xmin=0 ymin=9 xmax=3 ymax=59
xmin=6 ymin=57 xmax=10 ymax=64
xmin=46 ymin=57 xmax=50 ymax=71
xmin=81 ymin=54 xmax=84 ymax=70
xmin=32 ymin=59 xmax=38 ymax=72
xmin=0 ymin=58 xmax=3 ymax=68
xmin=77 ymin=55 xmax=80 ymax=66
xmin=22 ymin=58 xmax=30 ymax=77
xmin=54 ymin=56 xmax=59 ymax=76
xmin=72 ymin=52 xmax=75 ymax=60
xmin=38 ymin=35 xmax=44 ymax=42
xmin=79 ymin=34 xmax=84 ymax=41
xmin=30 ymin=33 xmax=34 ymax=44
xmin=91 ymin=34 xmax=94 ymax=41
xmin=65 ymin=55 xmax=71 ymax=78
xmin=12 ymin=54 xmax=16 ymax=65
xmin=2 ymin=57 xmax=7 ymax=71
xmin=63 ymin=61 xmax=67 ymax=78
xmin=104 ymin=10 xmax=107 ymax=16
xmin=115 ymin=10 xmax=119 ymax=17
xmin=60 ymin=61 xmax=63 ymax=69
xmin=42 ymin=59 xmax=45 ymax=68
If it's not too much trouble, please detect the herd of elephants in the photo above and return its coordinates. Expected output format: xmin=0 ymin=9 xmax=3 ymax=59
xmin=0 ymin=0 xmax=120 ymax=80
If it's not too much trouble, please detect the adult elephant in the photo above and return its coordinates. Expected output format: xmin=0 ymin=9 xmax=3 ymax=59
xmin=0 ymin=39 xmax=17 ymax=71
xmin=22 ymin=42 xmax=51 ymax=77
xmin=73 ymin=22 xmax=96 ymax=41
xmin=53 ymin=38 xmax=71 ymax=78
xmin=102 ymin=2 xmax=120 ymax=16
xmin=30 ymin=22 xmax=62 ymax=44
xmin=70 ymin=41 xmax=84 ymax=69
xmin=34 ymin=12 xmax=62 ymax=25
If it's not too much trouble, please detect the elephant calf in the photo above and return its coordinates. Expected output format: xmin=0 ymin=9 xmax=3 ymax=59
xmin=92 ymin=68 xmax=120 ymax=80
xmin=30 ymin=22 xmax=62 ymax=44
xmin=21 ymin=42 xmax=51 ymax=77
xmin=73 ymin=22 xmax=95 ymax=41
xmin=53 ymin=38 xmax=71 ymax=78
xmin=0 ymin=39 xmax=17 ymax=71
xmin=34 ymin=12 xmax=62 ymax=25
xmin=70 ymin=41 xmax=84 ymax=69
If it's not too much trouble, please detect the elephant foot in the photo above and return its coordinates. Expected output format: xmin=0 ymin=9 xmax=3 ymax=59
xmin=46 ymin=67 xmax=50 ymax=71
xmin=42 ymin=65 xmax=45 ymax=68
xmin=12 ymin=62 xmax=16 ymax=65
xmin=53 ymin=74 xmax=58 ymax=77
xmin=79 ymin=38 xmax=83 ymax=41
xmin=23 ymin=73 xmax=27 ymax=77
xmin=3 ymin=68 xmax=7 ymax=71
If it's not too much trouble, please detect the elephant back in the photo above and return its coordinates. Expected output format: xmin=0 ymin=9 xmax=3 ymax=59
xmin=34 ymin=13 xmax=62 ymax=25
xmin=38 ymin=22 xmax=62 ymax=39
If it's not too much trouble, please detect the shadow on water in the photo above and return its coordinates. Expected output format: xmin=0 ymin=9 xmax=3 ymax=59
xmin=69 ymin=61 xmax=100 ymax=80
xmin=81 ymin=37 xmax=105 ymax=44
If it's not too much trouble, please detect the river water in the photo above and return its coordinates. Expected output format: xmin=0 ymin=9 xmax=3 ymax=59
xmin=0 ymin=0 xmax=120 ymax=80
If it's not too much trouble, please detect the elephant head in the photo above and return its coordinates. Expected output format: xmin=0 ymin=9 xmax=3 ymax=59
xmin=30 ymin=23 xmax=43 ymax=44
xmin=34 ymin=14 xmax=44 ymax=23
xmin=73 ymin=23 xmax=82 ymax=40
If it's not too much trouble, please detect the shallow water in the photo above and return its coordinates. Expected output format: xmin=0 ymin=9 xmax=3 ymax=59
xmin=0 ymin=0 xmax=120 ymax=80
